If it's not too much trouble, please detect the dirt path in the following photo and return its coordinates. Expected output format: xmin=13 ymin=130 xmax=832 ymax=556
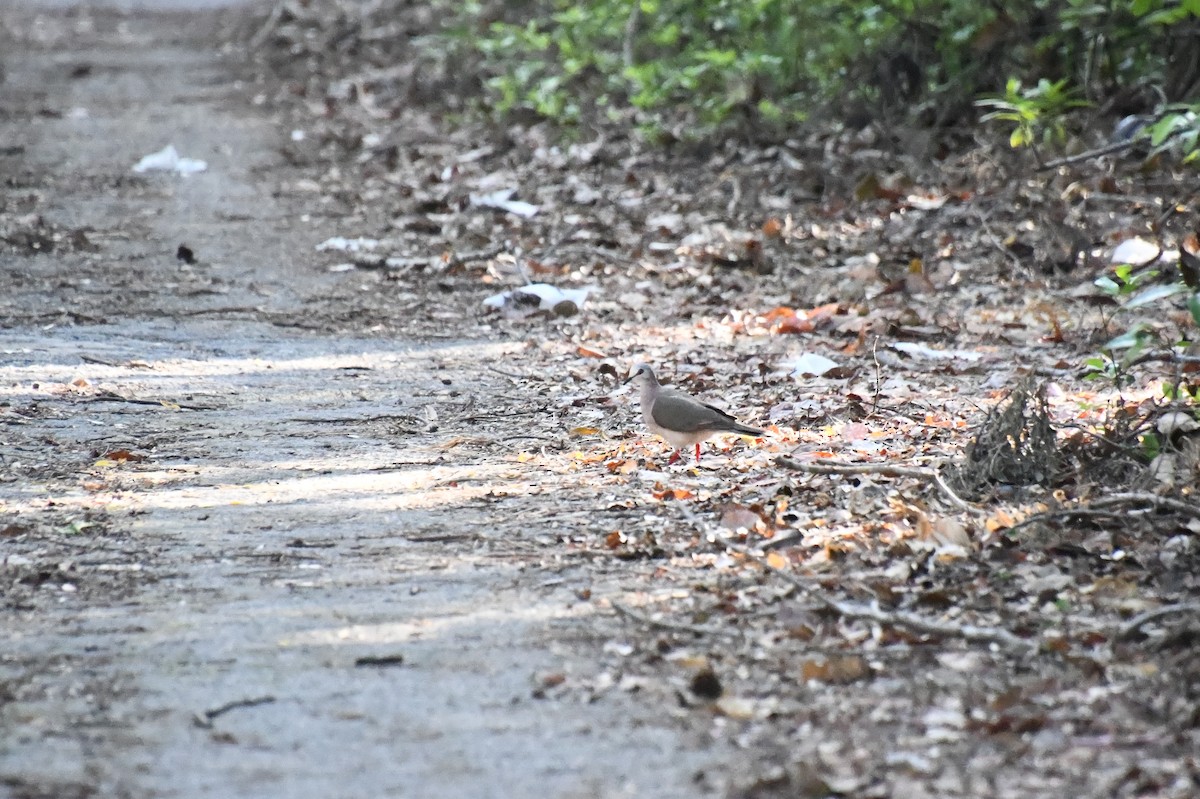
xmin=1 ymin=6 xmax=735 ymax=797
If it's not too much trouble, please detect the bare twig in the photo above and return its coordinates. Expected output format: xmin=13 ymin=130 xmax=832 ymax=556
xmin=1039 ymin=122 xmax=1198 ymax=171
xmin=775 ymin=455 xmax=976 ymax=513
xmin=486 ymin=365 xmax=529 ymax=380
xmin=84 ymin=393 xmax=216 ymax=411
xmin=1116 ymin=602 xmax=1200 ymax=641
xmin=870 ymin=335 xmax=882 ymax=415
xmin=1037 ymin=140 xmax=1137 ymax=170
xmin=194 ymin=695 xmax=276 ymax=728
xmin=247 ymin=0 xmax=285 ymax=49
xmin=353 ymin=246 xmax=505 ymax=272
xmin=1088 ymin=492 xmax=1200 ymax=522
xmin=1001 ymin=507 xmax=1132 ymax=538
xmin=611 ymin=601 xmax=736 ymax=638
xmin=175 ymin=305 xmax=264 ymax=318
xmin=354 ymin=654 xmax=405 ymax=667
xmin=79 ymin=355 xmax=152 ymax=368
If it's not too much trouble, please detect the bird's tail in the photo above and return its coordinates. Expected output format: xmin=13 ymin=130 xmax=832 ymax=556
xmin=732 ymin=423 xmax=765 ymax=437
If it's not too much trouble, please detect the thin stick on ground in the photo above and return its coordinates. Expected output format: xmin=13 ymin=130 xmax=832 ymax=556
xmin=775 ymin=455 xmax=976 ymax=513
xmin=1116 ymin=602 xmax=1200 ymax=641
xmin=1088 ymin=492 xmax=1200 ymax=522
xmin=1002 ymin=507 xmax=1134 ymax=538
xmin=611 ymin=601 xmax=737 ymax=638
xmin=1037 ymin=139 xmax=1137 ymax=169
xmin=870 ymin=335 xmax=882 ymax=415
xmin=194 ymin=695 xmax=276 ymax=728
xmin=85 ymin=393 xmax=217 ymax=411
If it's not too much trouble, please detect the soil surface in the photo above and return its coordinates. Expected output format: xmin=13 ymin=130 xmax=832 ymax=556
xmin=4 ymin=2 xmax=1200 ymax=799
xmin=0 ymin=4 xmax=736 ymax=797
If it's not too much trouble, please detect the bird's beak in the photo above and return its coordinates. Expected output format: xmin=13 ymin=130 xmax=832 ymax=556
xmin=622 ymin=371 xmax=639 ymax=385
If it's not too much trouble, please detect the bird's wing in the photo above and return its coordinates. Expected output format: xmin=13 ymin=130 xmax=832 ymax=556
xmin=652 ymin=391 xmax=739 ymax=433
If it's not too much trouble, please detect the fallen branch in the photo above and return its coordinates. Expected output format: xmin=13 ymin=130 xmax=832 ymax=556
xmin=611 ymin=600 xmax=736 ymax=638
xmin=1038 ymin=121 xmax=1198 ymax=171
xmin=1088 ymin=492 xmax=1200 ymax=522
xmin=1116 ymin=602 xmax=1200 ymax=641
xmin=671 ymin=505 xmax=1034 ymax=654
xmin=715 ymin=532 xmax=1036 ymax=655
xmin=775 ymin=456 xmax=975 ymax=513
xmin=1037 ymin=139 xmax=1136 ymax=170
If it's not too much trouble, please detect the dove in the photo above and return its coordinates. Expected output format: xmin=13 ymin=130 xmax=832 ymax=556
xmin=624 ymin=363 xmax=764 ymax=464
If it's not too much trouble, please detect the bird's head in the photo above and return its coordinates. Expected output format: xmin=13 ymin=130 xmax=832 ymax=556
xmin=623 ymin=362 xmax=656 ymax=386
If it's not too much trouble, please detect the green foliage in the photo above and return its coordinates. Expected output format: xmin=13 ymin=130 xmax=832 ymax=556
xmin=1142 ymin=105 xmax=1200 ymax=162
xmin=457 ymin=0 xmax=1046 ymax=135
xmin=1086 ymin=260 xmax=1200 ymax=385
xmin=449 ymin=0 xmax=1200 ymax=141
xmin=462 ymin=0 xmax=828 ymax=134
xmin=978 ymin=78 xmax=1089 ymax=149
xmin=1162 ymin=381 xmax=1200 ymax=403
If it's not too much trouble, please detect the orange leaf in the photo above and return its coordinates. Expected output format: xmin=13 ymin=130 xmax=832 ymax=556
xmin=576 ymin=345 xmax=607 ymax=359
xmin=762 ymin=306 xmax=797 ymax=322
xmin=100 ymin=449 xmax=145 ymax=462
xmin=772 ymin=315 xmax=814 ymax=335
xmin=652 ymin=487 xmax=695 ymax=501
xmin=806 ymin=302 xmax=839 ymax=324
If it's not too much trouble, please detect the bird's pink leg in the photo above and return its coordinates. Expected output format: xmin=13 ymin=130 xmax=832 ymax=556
xmin=694 ymin=443 xmax=701 ymax=463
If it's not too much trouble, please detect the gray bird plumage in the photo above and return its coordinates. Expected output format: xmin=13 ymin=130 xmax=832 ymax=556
xmin=624 ymin=363 xmax=763 ymax=462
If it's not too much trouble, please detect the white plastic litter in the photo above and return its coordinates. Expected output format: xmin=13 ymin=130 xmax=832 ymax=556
xmin=1110 ymin=237 xmax=1160 ymax=266
xmin=786 ymin=353 xmax=840 ymax=377
xmin=469 ymin=188 xmax=539 ymax=218
xmin=891 ymin=342 xmax=983 ymax=362
xmin=315 ymin=237 xmax=380 ymax=253
xmin=132 ymin=144 xmax=207 ymax=175
xmin=482 ymin=283 xmax=592 ymax=316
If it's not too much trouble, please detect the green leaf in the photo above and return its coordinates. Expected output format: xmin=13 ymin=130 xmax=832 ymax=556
xmin=1189 ymin=293 xmax=1200 ymax=326
xmin=1106 ymin=324 xmax=1149 ymax=350
xmin=1094 ymin=276 xmax=1120 ymax=296
xmin=1141 ymin=432 xmax=1161 ymax=460
xmin=1147 ymin=114 xmax=1183 ymax=146
xmin=1010 ymin=127 xmax=1028 ymax=148
xmin=1124 ymin=282 xmax=1187 ymax=310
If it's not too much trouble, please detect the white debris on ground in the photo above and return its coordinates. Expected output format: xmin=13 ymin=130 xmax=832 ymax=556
xmin=315 ymin=236 xmax=381 ymax=253
xmin=482 ymin=283 xmax=592 ymax=317
xmin=132 ymin=144 xmax=207 ymax=175
xmin=785 ymin=352 xmax=840 ymax=377
xmin=469 ymin=188 xmax=539 ymax=218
